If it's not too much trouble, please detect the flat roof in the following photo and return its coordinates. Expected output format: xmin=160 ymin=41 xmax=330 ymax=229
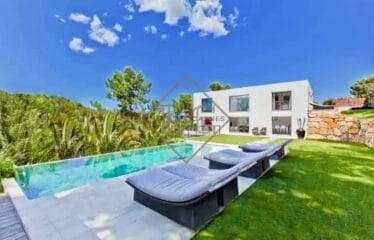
xmin=194 ymin=79 xmax=312 ymax=95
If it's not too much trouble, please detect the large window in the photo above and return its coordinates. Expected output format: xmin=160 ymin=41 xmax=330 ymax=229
xmin=272 ymin=116 xmax=291 ymax=135
xmin=201 ymin=98 xmax=213 ymax=112
xmin=272 ymin=91 xmax=292 ymax=110
xmin=229 ymin=95 xmax=249 ymax=112
xmin=229 ymin=117 xmax=249 ymax=133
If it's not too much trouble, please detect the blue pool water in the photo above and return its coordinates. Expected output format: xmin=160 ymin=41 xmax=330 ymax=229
xmin=15 ymin=143 xmax=195 ymax=199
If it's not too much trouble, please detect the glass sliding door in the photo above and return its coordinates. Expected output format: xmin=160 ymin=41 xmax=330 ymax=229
xmin=272 ymin=116 xmax=291 ymax=135
xmin=229 ymin=117 xmax=249 ymax=133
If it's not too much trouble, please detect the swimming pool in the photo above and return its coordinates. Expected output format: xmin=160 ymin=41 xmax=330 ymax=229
xmin=15 ymin=143 xmax=195 ymax=199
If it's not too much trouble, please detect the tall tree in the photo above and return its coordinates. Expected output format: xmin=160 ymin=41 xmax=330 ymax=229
xmin=209 ymin=81 xmax=232 ymax=91
xmin=173 ymin=94 xmax=193 ymax=119
xmin=106 ymin=67 xmax=152 ymax=114
xmin=148 ymin=100 xmax=161 ymax=113
xmin=350 ymin=76 xmax=374 ymax=107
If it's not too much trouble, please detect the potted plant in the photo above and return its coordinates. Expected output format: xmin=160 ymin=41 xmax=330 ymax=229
xmin=296 ymin=118 xmax=306 ymax=139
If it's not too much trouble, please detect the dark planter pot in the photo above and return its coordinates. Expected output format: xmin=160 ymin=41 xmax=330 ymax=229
xmin=296 ymin=129 xmax=306 ymax=139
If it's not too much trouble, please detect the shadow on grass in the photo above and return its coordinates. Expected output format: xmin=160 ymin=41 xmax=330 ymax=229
xmin=194 ymin=140 xmax=374 ymax=240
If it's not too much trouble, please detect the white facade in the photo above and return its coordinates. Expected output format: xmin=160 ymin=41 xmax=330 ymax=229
xmin=193 ymin=80 xmax=313 ymax=138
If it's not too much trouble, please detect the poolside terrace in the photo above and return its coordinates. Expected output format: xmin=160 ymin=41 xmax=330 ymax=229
xmin=3 ymin=140 xmax=279 ymax=240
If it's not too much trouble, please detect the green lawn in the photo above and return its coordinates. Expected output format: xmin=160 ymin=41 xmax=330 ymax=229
xmin=190 ymin=134 xmax=266 ymax=145
xmin=342 ymin=109 xmax=374 ymax=119
xmin=194 ymin=138 xmax=374 ymax=240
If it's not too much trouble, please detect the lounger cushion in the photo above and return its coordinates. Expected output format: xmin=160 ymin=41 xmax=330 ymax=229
xmin=263 ymin=145 xmax=282 ymax=157
xmin=127 ymin=168 xmax=212 ymax=203
xmin=239 ymin=143 xmax=272 ymax=152
xmin=163 ymin=163 xmax=239 ymax=188
xmin=204 ymin=149 xmax=266 ymax=167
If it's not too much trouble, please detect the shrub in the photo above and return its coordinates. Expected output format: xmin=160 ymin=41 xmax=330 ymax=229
xmin=0 ymin=159 xmax=15 ymax=178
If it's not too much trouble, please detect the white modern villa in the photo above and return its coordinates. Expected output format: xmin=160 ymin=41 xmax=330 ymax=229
xmin=193 ymin=80 xmax=313 ymax=138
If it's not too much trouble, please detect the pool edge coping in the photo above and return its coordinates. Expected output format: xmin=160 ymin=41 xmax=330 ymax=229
xmin=14 ymin=141 xmax=190 ymax=170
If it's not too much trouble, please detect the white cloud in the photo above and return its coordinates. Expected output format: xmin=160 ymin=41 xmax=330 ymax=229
xmin=82 ymin=47 xmax=95 ymax=54
xmin=125 ymin=0 xmax=135 ymax=12
xmin=228 ymin=7 xmax=239 ymax=28
xmin=144 ymin=24 xmax=158 ymax=34
xmin=89 ymin=15 xmax=120 ymax=47
xmin=69 ymin=38 xmax=95 ymax=54
xmin=179 ymin=31 xmax=185 ymax=37
xmin=124 ymin=14 xmax=134 ymax=21
xmin=134 ymin=0 xmax=229 ymax=37
xmin=69 ymin=13 xmax=91 ymax=24
xmin=113 ymin=23 xmax=123 ymax=32
xmin=54 ymin=14 xmax=66 ymax=23
xmin=161 ymin=34 xmax=167 ymax=39
xmin=188 ymin=0 xmax=228 ymax=37
xmin=123 ymin=34 xmax=132 ymax=42
xmin=135 ymin=0 xmax=190 ymax=25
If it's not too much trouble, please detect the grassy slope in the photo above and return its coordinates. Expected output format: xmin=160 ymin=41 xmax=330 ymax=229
xmin=190 ymin=135 xmax=266 ymax=145
xmin=342 ymin=109 xmax=374 ymax=119
xmin=195 ymin=139 xmax=374 ymax=240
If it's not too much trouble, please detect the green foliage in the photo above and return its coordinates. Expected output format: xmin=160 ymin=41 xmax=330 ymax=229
xmin=90 ymin=101 xmax=105 ymax=111
xmin=322 ymin=98 xmax=334 ymax=105
xmin=130 ymin=113 xmax=182 ymax=147
xmin=0 ymin=91 xmax=93 ymax=165
xmin=0 ymin=157 xmax=14 ymax=178
xmin=50 ymin=119 xmax=83 ymax=159
xmin=0 ymin=90 xmax=185 ymax=170
xmin=0 ymin=150 xmax=15 ymax=192
xmin=209 ymin=81 xmax=232 ymax=91
xmin=195 ymin=139 xmax=374 ymax=240
xmin=148 ymin=99 xmax=162 ymax=113
xmin=172 ymin=94 xmax=193 ymax=119
xmin=106 ymin=66 xmax=152 ymax=114
xmin=350 ymin=76 xmax=374 ymax=106
xmin=82 ymin=113 xmax=140 ymax=154
xmin=341 ymin=109 xmax=374 ymax=119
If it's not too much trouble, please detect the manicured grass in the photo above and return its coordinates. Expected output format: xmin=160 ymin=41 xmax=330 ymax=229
xmin=342 ymin=109 xmax=374 ymax=119
xmin=190 ymin=134 xmax=266 ymax=145
xmin=194 ymin=139 xmax=374 ymax=240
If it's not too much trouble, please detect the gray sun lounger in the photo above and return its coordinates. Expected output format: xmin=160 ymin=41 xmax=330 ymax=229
xmin=239 ymin=139 xmax=293 ymax=159
xmin=204 ymin=149 xmax=272 ymax=178
xmin=239 ymin=143 xmax=273 ymax=152
xmin=204 ymin=140 xmax=293 ymax=178
xmin=126 ymin=162 xmax=240 ymax=230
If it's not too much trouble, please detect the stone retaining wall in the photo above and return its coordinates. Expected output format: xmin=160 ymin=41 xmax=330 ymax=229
xmin=308 ymin=110 xmax=374 ymax=148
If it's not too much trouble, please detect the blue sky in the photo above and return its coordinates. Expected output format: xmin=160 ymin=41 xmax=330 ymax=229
xmin=0 ymin=0 xmax=373 ymax=108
